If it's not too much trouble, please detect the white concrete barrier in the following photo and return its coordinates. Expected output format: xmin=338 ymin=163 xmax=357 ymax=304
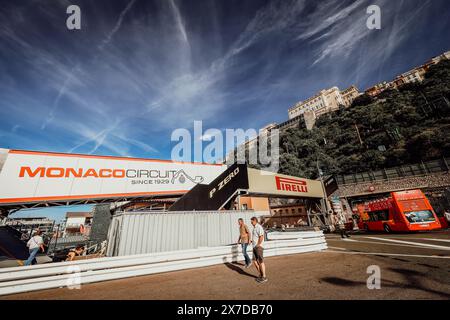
xmin=267 ymin=231 xmax=322 ymax=240
xmin=0 ymin=231 xmax=327 ymax=296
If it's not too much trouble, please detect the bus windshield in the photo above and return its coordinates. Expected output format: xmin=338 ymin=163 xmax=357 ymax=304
xmin=404 ymin=210 xmax=435 ymax=223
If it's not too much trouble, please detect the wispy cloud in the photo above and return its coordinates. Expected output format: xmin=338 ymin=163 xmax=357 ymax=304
xmin=0 ymin=0 xmax=448 ymax=161
xmin=98 ymin=0 xmax=138 ymax=51
xmin=168 ymin=0 xmax=189 ymax=45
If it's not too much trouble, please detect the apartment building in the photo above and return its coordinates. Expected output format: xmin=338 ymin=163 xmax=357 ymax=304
xmin=366 ymin=81 xmax=392 ymax=97
xmin=432 ymin=50 xmax=450 ymax=64
xmin=288 ymin=86 xmax=359 ymax=120
xmin=366 ymin=50 xmax=450 ymax=97
xmin=341 ymin=85 xmax=360 ymax=107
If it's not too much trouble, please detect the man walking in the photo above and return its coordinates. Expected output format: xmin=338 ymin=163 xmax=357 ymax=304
xmin=237 ymin=218 xmax=251 ymax=268
xmin=24 ymin=230 xmax=45 ymax=266
xmin=250 ymin=217 xmax=267 ymax=283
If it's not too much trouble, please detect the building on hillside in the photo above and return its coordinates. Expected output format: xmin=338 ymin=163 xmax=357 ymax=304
xmin=431 ymin=50 xmax=450 ymax=64
xmin=288 ymin=86 xmax=360 ymax=120
xmin=395 ymin=68 xmax=426 ymax=86
xmin=340 ymin=85 xmax=360 ymax=107
xmin=366 ymin=81 xmax=391 ymax=97
xmin=366 ymin=50 xmax=450 ymax=97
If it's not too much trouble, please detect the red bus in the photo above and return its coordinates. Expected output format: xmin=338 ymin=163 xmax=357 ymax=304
xmin=356 ymin=190 xmax=442 ymax=233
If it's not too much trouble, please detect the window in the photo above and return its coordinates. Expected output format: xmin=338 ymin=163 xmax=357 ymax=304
xmin=369 ymin=210 xmax=389 ymax=222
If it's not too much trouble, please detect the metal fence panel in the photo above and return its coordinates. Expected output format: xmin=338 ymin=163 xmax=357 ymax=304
xmin=107 ymin=211 xmax=269 ymax=256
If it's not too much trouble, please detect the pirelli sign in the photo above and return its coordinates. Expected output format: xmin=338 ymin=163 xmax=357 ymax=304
xmin=247 ymin=168 xmax=324 ymax=199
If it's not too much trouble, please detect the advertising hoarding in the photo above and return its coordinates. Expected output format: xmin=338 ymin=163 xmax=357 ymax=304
xmin=0 ymin=149 xmax=226 ymax=205
xmin=169 ymin=163 xmax=249 ymax=211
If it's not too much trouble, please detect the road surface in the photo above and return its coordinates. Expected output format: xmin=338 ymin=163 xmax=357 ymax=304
xmin=2 ymin=230 xmax=449 ymax=300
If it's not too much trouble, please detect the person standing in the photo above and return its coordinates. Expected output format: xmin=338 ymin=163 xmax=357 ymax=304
xmin=24 ymin=230 xmax=45 ymax=266
xmin=250 ymin=217 xmax=267 ymax=283
xmin=237 ymin=218 xmax=251 ymax=268
xmin=336 ymin=214 xmax=350 ymax=239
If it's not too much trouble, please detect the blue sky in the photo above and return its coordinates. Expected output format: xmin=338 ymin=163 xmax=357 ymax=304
xmin=2 ymin=0 xmax=450 ymax=221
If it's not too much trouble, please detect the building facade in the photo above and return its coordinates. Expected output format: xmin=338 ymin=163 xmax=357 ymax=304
xmin=340 ymin=85 xmax=360 ymax=108
xmin=288 ymin=86 xmax=359 ymax=120
xmin=237 ymin=196 xmax=270 ymax=211
xmin=265 ymin=204 xmax=308 ymax=228
xmin=366 ymin=50 xmax=450 ymax=97
xmin=63 ymin=212 xmax=93 ymax=237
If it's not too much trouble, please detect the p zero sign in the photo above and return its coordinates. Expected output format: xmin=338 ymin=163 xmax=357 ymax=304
xmin=0 ymin=149 xmax=226 ymax=205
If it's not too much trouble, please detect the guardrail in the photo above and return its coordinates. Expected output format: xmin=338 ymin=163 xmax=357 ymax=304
xmin=0 ymin=231 xmax=327 ymax=296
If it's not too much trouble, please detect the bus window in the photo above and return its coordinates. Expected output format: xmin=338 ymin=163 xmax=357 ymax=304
xmin=369 ymin=210 xmax=389 ymax=222
xmin=377 ymin=210 xmax=389 ymax=221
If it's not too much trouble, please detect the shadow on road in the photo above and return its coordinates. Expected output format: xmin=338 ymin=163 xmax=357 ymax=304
xmin=320 ymin=267 xmax=450 ymax=299
xmin=224 ymin=263 xmax=257 ymax=279
xmin=321 ymin=277 xmax=360 ymax=287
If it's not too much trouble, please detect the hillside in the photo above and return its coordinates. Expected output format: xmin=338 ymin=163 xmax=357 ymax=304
xmin=279 ymin=60 xmax=450 ymax=179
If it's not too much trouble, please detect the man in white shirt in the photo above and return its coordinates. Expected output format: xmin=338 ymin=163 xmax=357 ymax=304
xmin=24 ymin=230 xmax=45 ymax=266
xmin=250 ymin=217 xmax=267 ymax=283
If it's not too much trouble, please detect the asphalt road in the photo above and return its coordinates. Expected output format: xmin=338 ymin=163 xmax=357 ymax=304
xmin=2 ymin=230 xmax=450 ymax=300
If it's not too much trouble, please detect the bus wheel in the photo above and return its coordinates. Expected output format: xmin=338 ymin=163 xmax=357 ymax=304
xmin=384 ymin=224 xmax=391 ymax=233
xmin=364 ymin=224 xmax=369 ymax=232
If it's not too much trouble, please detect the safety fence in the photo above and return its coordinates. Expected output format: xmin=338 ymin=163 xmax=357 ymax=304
xmin=0 ymin=231 xmax=326 ymax=296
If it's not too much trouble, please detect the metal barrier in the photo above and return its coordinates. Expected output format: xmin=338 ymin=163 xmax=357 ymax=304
xmin=0 ymin=231 xmax=327 ymax=296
